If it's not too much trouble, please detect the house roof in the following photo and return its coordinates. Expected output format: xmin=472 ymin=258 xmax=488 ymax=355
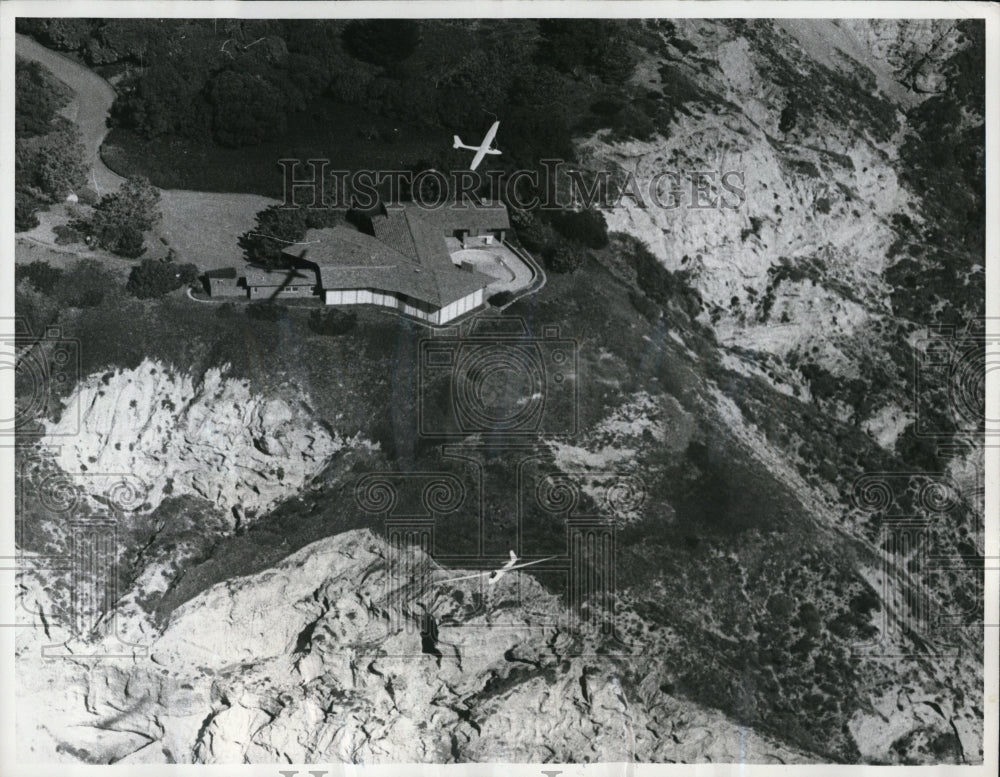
xmin=204 ymin=267 xmax=238 ymax=279
xmin=284 ymin=201 xmax=508 ymax=308
xmin=244 ymin=266 xmax=316 ymax=288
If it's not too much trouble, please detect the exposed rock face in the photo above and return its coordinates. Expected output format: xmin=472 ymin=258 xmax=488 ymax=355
xmin=588 ymin=21 xmax=916 ymax=368
xmin=16 ymin=529 xmax=814 ymax=764
xmin=836 ymin=19 xmax=966 ymax=95
xmin=43 ymin=359 xmax=368 ymax=519
xmin=15 ymin=19 xmax=984 ymax=766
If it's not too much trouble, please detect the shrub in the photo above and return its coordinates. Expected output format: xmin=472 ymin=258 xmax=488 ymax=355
xmin=126 ymin=259 xmax=199 ymax=299
xmin=246 ymin=302 xmax=288 ymax=321
xmin=52 ymin=259 xmax=118 ymax=308
xmin=15 ymin=261 xmax=63 ymax=294
xmin=53 ymin=224 xmax=84 ymax=245
xmin=16 ymin=58 xmax=71 ymax=138
xmin=548 ymin=208 xmax=609 ymax=249
xmin=14 ymin=193 xmax=40 ymax=232
xmin=542 ymin=244 xmax=583 ymax=273
xmin=308 ymin=308 xmax=357 ymax=336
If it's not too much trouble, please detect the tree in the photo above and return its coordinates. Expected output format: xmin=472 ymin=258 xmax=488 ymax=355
xmin=548 ymin=209 xmax=609 ymax=249
xmin=18 ymin=125 xmax=88 ymax=203
xmin=342 ymin=20 xmax=420 ymax=67
xmin=239 ymin=204 xmax=340 ymax=268
xmin=114 ymin=59 xmax=212 ymax=138
xmin=209 ymin=70 xmax=287 ymax=147
xmin=53 ymin=259 xmax=118 ymax=308
xmin=542 ymin=244 xmax=584 ymax=274
xmin=779 ymin=102 xmax=798 ymax=134
xmin=16 ymin=19 xmax=96 ymax=52
xmin=86 ymin=176 xmax=162 ymax=257
xmin=15 ymin=193 xmax=40 ymax=232
xmin=239 ymin=206 xmax=310 ymax=268
xmin=16 ymin=58 xmax=70 ymax=138
xmin=15 ymin=261 xmax=63 ymax=294
xmin=126 ymin=259 xmax=199 ymax=299
xmin=537 ymin=20 xmax=637 ymax=83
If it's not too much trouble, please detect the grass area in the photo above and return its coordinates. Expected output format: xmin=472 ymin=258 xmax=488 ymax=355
xmin=101 ymin=97 xmax=448 ymax=198
xmin=154 ymin=188 xmax=276 ymax=270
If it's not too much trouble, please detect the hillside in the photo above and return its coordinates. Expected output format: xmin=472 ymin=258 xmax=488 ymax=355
xmin=12 ymin=17 xmax=986 ymax=765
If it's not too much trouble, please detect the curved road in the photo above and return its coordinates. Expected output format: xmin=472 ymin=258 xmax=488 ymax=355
xmin=16 ymin=34 xmax=277 ymax=269
xmin=16 ymin=34 xmax=123 ymax=194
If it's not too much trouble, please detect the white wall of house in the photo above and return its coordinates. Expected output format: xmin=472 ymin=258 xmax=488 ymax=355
xmin=324 ymin=287 xmax=484 ymax=324
xmin=435 ymin=288 xmax=483 ymax=324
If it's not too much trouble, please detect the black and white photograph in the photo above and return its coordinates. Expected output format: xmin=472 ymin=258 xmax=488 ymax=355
xmin=1 ymin=1 xmax=997 ymax=771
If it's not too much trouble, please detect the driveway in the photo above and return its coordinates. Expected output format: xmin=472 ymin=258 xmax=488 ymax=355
xmin=16 ymin=34 xmax=277 ymax=271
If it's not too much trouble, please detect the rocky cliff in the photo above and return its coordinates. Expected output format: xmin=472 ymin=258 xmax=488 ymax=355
xmin=585 ymin=18 xmax=982 ymax=454
xmin=14 ymin=17 xmax=985 ymax=766
xmin=16 ymin=529 xmax=815 ymax=764
xmin=43 ymin=358 xmax=370 ymax=521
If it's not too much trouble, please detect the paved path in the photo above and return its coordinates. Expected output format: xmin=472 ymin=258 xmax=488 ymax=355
xmin=16 ymin=34 xmax=276 ymax=270
xmin=16 ymin=34 xmax=122 ymax=194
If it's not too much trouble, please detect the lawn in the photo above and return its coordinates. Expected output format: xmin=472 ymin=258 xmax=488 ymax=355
xmin=155 ymin=189 xmax=277 ymax=271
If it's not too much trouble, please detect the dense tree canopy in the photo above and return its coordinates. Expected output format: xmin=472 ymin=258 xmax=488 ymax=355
xmin=14 ymin=56 xmax=87 ymax=231
xmin=341 ymin=19 xmax=420 ymax=67
xmin=15 ymin=58 xmax=70 ymax=137
xmin=15 ymin=17 xmax=644 ymax=165
xmin=18 ymin=126 xmax=88 ymax=203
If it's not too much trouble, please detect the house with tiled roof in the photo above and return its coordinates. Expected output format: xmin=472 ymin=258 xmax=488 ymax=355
xmin=244 ymin=266 xmax=317 ymax=299
xmin=282 ymin=201 xmax=510 ymax=325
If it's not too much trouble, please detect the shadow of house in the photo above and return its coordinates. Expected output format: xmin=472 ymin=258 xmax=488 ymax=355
xmin=244 ymin=266 xmax=319 ymax=301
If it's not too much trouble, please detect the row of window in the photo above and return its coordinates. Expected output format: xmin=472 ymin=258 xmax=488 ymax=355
xmin=324 ymin=287 xmax=484 ymax=324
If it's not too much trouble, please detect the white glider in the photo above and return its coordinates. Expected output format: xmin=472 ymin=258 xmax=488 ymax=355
xmin=453 ymin=121 xmax=502 ymax=171
xmin=437 ymin=551 xmax=556 ymax=586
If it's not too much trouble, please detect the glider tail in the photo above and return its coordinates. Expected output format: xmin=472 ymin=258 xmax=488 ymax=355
xmin=453 ymin=135 xmax=463 ymax=149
